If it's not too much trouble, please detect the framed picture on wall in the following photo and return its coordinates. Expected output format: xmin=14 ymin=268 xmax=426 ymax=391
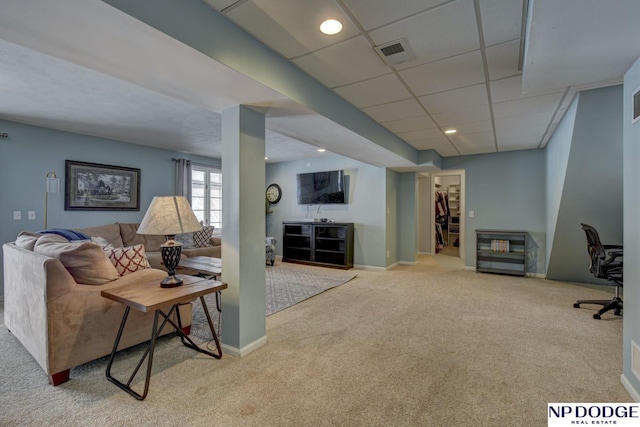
xmin=65 ymin=160 xmax=140 ymax=211
xmin=633 ymin=85 xmax=640 ymax=124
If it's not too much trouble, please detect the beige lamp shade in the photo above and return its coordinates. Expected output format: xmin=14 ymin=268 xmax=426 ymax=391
xmin=137 ymin=196 xmax=202 ymax=236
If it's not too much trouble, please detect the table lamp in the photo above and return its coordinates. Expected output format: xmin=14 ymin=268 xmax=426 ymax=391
xmin=137 ymin=196 xmax=202 ymax=287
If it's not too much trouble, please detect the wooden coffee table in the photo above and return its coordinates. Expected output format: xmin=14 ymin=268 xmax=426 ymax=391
xmin=178 ymin=256 xmax=223 ymax=311
xmin=178 ymin=256 xmax=222 ymax=279
xmin=101 ymin=274 xmax=227 ymax=400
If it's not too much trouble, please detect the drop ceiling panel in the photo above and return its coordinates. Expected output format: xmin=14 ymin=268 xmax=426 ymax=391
xmin=432 ymin=105 xmax=491 ymax=127
xmin=495 ymin=127 xmax=544 ymax=142
xmin=225 ymin=0 xmax=359 ymax=59
xmin=493 ymin=92 xmax=563 ymax=119
xmin=333 ymin=73 xmax=411 ymax=108
xmin=292 ymin=36 xmax=390 ymax=88
xmin=369 ymin=0 xmax=480 ymax=68
xmin=362 ymin=99 xmax=424 ymax=122
xmin=494 ymin=112 xmax=554 ymax=134
xmin=397 ymin=128 xmax=445 ymax=142
xmin=490 ymin=75 xmax=565 ymax=103
xmin=381 ymin=115 xmax=437 ymax=133
xmin=454 ymin=133 xmax=497 ymax=155
xmin=419 ymin=84 xmax=488 ymax=114
xmin=341 ymin=0 xmax=449 ymax=30
xmin=447 ymin=120 xmax=492 ymax=135
xmin=479 ymin=0 xmax=524 ymax=47
xmin=523 ymin=0 xmax=640 ymax=93
xmin=399 ymin=50 xmax=485 ymax=96
xmin=486 ymin=39 xmax=521 ymax=81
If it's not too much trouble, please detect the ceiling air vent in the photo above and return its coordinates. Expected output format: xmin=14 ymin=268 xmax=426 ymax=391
xmin=374 ymin=38 xmax=415 ymax=66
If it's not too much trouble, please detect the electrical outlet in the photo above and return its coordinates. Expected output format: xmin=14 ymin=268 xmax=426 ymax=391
xmin=28 ymin=211 xmax=36 ymax=220
xmin=13 ymin=211 xmax=21 ymax=220
xmin=469 ymin=210 xmax=475 ymax=218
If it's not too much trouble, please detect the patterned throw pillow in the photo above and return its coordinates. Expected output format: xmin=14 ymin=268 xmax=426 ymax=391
xmin=175 ymin=232 xmax=195 ymax=249
xmin=106 ymin=244 xmax=151 ymax=276
xmin=193 ymin=225 xmax=215 ymax=248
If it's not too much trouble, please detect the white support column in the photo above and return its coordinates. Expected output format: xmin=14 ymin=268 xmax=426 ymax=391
xmin=220 ymin=105 xmax=267 ymax=356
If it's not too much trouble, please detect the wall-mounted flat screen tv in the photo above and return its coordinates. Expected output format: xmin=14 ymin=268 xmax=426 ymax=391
xmin=297 ymin=170 xmax=345 ymax=204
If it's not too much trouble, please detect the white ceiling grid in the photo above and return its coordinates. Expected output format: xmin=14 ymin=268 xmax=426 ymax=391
xmin=213 ymin=0 xmax=567 ymax=157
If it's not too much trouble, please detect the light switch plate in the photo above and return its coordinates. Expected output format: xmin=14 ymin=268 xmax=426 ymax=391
xmin=13 ymin=211 xmax=21 ymax=220
xmin=28 ymin=211 xmax=36 ymax=220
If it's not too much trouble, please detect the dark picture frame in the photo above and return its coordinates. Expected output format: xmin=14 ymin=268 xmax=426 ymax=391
xmin=633 ymin=85 xmax=640 ymax=124
xmin=65 ymin=160 xmax=140 ymax=211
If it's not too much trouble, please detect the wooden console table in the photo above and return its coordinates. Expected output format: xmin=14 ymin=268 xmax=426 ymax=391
xmin=101 ymin=275 xmax=227 ymax=400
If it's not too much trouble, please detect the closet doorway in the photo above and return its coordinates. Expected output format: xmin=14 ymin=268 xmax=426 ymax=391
xmin=432 ymin=171 xmax=464 ymax=259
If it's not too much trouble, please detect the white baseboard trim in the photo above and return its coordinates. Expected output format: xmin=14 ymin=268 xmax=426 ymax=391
xmin=221 ymin=335 xmax=268 ymax=358
xmin=353 ymin=264 xmax=386 ymax=271
xmin=462 ymin=266 xmax=545 ymax=278
xmin=621 ymin=374 xmax=640 ymax=402
xmin=527 ymin=272 xmax=546 ymax=278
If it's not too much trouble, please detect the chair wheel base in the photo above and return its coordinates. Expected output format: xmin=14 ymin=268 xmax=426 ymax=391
xmin=573 ymin=303 xmax=580 ymax=308
xmin=593 ymin=314 xmax=601 ymax=320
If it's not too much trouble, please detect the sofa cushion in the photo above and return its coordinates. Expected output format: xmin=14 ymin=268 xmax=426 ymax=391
xmin=105 ymin=244 xmax=151 ymax=276
xmin=193 ymin=225 xmax=215 ymax=247
xmin=15 ymin=231 xmax=43 ymax=250
xmin=75 ymin=224 xmax=124 ymax=248
xmin=33 ymin=234 xmax=119 ymax=285
xmin=119 ymin=223 xmax=167 ymax=252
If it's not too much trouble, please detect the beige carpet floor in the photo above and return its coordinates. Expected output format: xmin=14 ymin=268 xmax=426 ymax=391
xmin=0 ymin=255 xmax=631 ymax=427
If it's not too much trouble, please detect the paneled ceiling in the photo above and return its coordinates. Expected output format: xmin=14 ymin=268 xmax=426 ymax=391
xmin=0 ymin=0 xmax=639 ymax=167
xmin=205 ymin=0 xmax=567 ymax=157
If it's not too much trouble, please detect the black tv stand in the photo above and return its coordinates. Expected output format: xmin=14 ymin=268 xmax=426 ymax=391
xmin=282 ymin=222 xmax=354 ymax=269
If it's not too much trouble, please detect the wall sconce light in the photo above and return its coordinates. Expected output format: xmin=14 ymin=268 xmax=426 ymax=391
xmin=45 ymin=171 xmax=60 ymax=229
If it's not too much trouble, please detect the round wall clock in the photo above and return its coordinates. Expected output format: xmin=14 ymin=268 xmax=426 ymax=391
xmin=266 ymin=183 xmax=282 ymax=204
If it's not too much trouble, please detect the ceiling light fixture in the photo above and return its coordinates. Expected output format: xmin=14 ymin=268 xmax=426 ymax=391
xmin=444 ymin=129 xmax=457 ymax=134
xmin=320 ymin=19 xmax=342 ymax=35
xmin=317 ymin=148 xmax=326 ymax=152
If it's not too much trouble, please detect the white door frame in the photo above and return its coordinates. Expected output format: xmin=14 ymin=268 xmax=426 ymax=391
xmin=430 ymin=169 xmax=465 ymax=260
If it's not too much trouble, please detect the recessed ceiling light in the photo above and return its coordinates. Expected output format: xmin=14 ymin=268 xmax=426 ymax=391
xmin=264 ymin=157 xmax=268 ymax=160
xmin=320 ymin=19 xmax=342 ymax=35
xmin=444 ymin=129 xmax=457 ymax=134
xmin=317 ymin=148 xmax=326 ymax=152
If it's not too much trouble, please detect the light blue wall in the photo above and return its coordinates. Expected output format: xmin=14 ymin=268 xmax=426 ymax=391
xmin=397 ymin=172 xmax=417 ymax=263
xmin=385 ymin=169 xmax=399 ymax=267
xmin=442 ymin=149 xmax=547 ymax=274
xmin=0 ymin=119 xmax=220 ymax=296
xmin=622 ymin=56 xmax=640 ymax=399
xmin=546 ymin=86 xmax=623 ymax=283
xmin=265 ymin=155 xmax=387 ymax=268
xmin=545 ymin=95 xmax=578 ymax=269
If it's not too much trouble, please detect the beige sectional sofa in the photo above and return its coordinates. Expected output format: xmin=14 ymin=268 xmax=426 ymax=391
xmin=2 ymin=222 xmax=221 ymax=386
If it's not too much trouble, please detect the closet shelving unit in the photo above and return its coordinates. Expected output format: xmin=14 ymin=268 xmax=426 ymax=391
xmin=447 ymin=184 xmax=460 ymax=245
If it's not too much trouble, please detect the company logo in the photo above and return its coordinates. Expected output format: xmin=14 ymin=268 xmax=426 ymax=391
xmin=548 ymin=403 xmax=640 ymax=426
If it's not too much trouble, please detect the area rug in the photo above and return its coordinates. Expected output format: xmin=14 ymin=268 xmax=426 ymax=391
xmin=187 ymin=263 xmax=357 ymax=343
xmin=264 ymin=264 xmax=357 ymax=315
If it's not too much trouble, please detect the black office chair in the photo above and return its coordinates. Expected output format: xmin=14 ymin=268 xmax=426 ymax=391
xmin=573 ymin=223 xmax=623 ymax=319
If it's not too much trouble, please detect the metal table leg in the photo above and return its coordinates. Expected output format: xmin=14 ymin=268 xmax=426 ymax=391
xmin=106 ymin=298 xmax=222 ymax=400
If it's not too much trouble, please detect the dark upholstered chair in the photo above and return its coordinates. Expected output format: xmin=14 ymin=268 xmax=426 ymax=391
xmin=573 ymin=223 xmax=623 ymax=319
